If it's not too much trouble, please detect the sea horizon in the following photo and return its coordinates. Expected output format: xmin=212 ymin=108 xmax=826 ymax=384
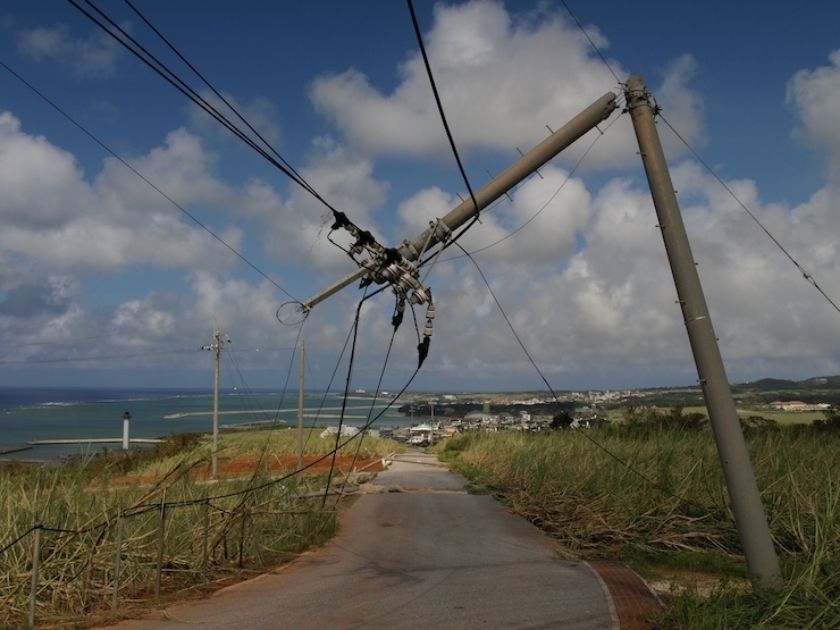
xmin=0 ymin=386 xmax=412 ymax=461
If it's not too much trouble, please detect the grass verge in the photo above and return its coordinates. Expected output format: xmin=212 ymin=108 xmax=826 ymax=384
xmin=0 ymin=428 xmax=401 ymax=628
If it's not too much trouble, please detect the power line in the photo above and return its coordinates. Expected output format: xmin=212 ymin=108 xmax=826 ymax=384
xmin=560 ymin=0 xmax=623 ymax=86
xmin=66 ymin=0 xmax=341 ymax=219
xmin=442 ymin=109 xmax=623 ymax=262
xmin=406 ymin=0 xmax=480 ymax=219
xmin=321 ymin=297 xmax=364 ymax=506
xmin=0 ymin=60 xmax=298 ymax=302
xmin=658 ymin=113 xmax=840 ymax=317
xmin=452 ymin=240 xmax=714 ymax=512
xmin=120 ymin=0 xmax=320 ymax=204
xmin=335 ymin=323 xmax=399 ymax=504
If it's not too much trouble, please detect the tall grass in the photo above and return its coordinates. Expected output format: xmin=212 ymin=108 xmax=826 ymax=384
xmin=0 ymin=428 xmax=400 ymax=628
xmin=439 ymin=425 xmax=839 ymax=628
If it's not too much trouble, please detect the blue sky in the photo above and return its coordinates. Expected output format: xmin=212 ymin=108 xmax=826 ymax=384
xmin=1 ymin=0 xmax=840 ymax=392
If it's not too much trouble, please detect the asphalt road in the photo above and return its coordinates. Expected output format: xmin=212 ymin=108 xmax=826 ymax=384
xmin=109 ymin=453 xmax=615 ymax=629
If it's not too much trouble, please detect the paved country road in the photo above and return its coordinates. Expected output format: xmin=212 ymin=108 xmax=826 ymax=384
xmin=107 ymin=453 xmax=616 ymax=629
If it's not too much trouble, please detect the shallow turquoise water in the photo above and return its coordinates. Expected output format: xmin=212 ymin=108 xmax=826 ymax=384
xmin=0 ymin=388 xmax=411 ymax=461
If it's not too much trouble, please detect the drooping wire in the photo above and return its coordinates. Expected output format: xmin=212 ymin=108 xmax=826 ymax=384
xmin=406 ymin=0 xmax=480 ymax=219
xmin=223 ymin=321 xmax=306 ymax=515
xmin=0 ymin=525 xmax=38 ymax=555
xmin=451 ymin=240 xmax=715 ymax=512
xmin=658 ymin=113 xmax=840 ymax=317
xmin=66 ymin=0 xmax=342 ymax=218
xmin=120 ymin=0 xmax=318 ymax=203
xmin=0 ymin=359 xmax=423 ymax=558
xmin=560 ymin=0 xmax=623 ymax=86
xmin=321 ymin=293 xmax=368 ymax=507
xmin=335 ymin=324 xmax=400 ymax=504
xmin=0 ymin=61 xmax=299 ymax=301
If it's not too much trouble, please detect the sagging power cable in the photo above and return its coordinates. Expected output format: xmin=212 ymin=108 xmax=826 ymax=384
xmin=406 ymin=0 xmax=480 ymax=219
xmin=453 ymin=240 xmax=716 ymax=513
xmin=658 ymin=113 xmax=840 ymax=317
xmin=121 ymin=0 xmax=318 ymax=203
xmin=67 ymin=0 xmax=343 ymax=220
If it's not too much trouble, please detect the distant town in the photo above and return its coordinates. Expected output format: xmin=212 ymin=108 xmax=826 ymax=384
xmin=350 ymin=375 xmax=840 ymax=446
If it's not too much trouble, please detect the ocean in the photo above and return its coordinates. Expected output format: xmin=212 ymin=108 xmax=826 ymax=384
xmin=0 ymin=387 xmax=412 ymax=461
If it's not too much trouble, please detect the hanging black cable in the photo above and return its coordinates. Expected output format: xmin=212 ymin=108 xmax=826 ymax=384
xmin=70 ymin=0 xmax=300 ymax=186
xmin=121 ymin=0 xmax=321 ymax=204
xmin=321 ymin=297 xmax=365 ymax=507
xmin=334 ymin=324 xmax=400 ymax=505
xmin=452 ymin=240 xmax=713 ymax=512
xmin=66 ymin=0 xmax=343 ymax=219
xmin=406 ymin=0 xmax=480 ymax=219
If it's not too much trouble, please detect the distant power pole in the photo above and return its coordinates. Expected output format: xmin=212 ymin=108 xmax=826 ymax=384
xmin=203 ymin=330 xmax=223 ymax=480
xmin=624 ymin=75 xmax=782 ymax=590
xmin=297 ymin=339 xmax=305 ymax=470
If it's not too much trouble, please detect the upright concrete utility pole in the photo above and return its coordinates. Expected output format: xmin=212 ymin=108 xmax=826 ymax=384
xmin=624 ymin=75 xmax=782 ymax=589
xmin=211 ymin=330 xmax=221 ymax=480
xmin=297 ymin=339 xmax=305 ymax=470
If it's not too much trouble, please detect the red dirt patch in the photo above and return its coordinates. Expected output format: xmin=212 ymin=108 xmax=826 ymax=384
xmin=111 ymin=455 xmax=385 ymax=486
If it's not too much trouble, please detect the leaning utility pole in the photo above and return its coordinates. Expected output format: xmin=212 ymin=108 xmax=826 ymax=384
xmin=302 ymin=91 xmax=618 ymax=311
xmin=624 ymin=75 xmax=782 ymax=589
xmin=297 ymin=339 xmax=305 ymax=470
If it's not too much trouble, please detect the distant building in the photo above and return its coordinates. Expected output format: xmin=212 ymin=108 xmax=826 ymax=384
xmin=769 ymin=400 xmax=831 ymax=411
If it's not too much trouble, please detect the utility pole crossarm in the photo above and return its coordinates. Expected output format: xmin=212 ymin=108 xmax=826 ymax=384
xmin=301 ymin=91 xmax=619 ymax=311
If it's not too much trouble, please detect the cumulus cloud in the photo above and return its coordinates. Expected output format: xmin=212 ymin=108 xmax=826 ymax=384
xmin=240 ymin=138 xmax=389 ymax=270
xmin=397 ymin=164 xmax=591 ymax=263
xmin=110 ymin=296 xmax=177 ymax=346
xmin=409 ymin=157 xmax=840 ymax=389
xmin=17 ymin=23 xmax=122 ymax=77
xmin=310 ymin=0 xmax=702 ymax=169
xmin=0 ymin=269 xmax=87 ymax=363
xmin=0 ymin=113 xmax=242 ymax=271
xmin=787 ymin=49 xmax=840 ymax=179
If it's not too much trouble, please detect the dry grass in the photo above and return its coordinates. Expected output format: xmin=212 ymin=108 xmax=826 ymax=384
xmin=439 ymin=424 xmax=839 ymax=628
xmin=0 ymin=428 xmax=401 ymax=628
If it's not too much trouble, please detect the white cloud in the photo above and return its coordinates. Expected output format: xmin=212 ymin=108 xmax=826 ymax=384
xmin=241 ymin=138 xmax=389 ymax=270
xmin=17 ymin=23 xmax=121 ymax=78
xmin=0 ymin=269 xmax=87 ymax=363
xmin=397 ymin=165 xmax=591 ymax=263
xmin=0 ymin=113 xmax=242 ymax=271
xmin=787 ymin=49 xmax=840 ymax=180
xmin=390 ymin=156 xmax=840 ymax=389
xmin=0 ymin=112 xmax=93 ymax=228
xmin=310 ymin=0 xmax=703 ymax=169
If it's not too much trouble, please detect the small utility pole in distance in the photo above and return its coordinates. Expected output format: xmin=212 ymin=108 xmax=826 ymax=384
xmin=297 ymin=339 xmax=305 ymax=470
xmin=624 ymin=75 xmax=782 ymax=590
xmin=202 ymin=330 xmax=223 ymax=480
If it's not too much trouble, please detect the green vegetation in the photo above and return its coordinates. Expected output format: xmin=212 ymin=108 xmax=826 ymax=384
xmin=0 ymin=428 xmax=401 ymax=628
xmin=601 ymin=405 xmax=825 ymax=426
xmin=437 ymin=418 xmax=839 ymax=628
